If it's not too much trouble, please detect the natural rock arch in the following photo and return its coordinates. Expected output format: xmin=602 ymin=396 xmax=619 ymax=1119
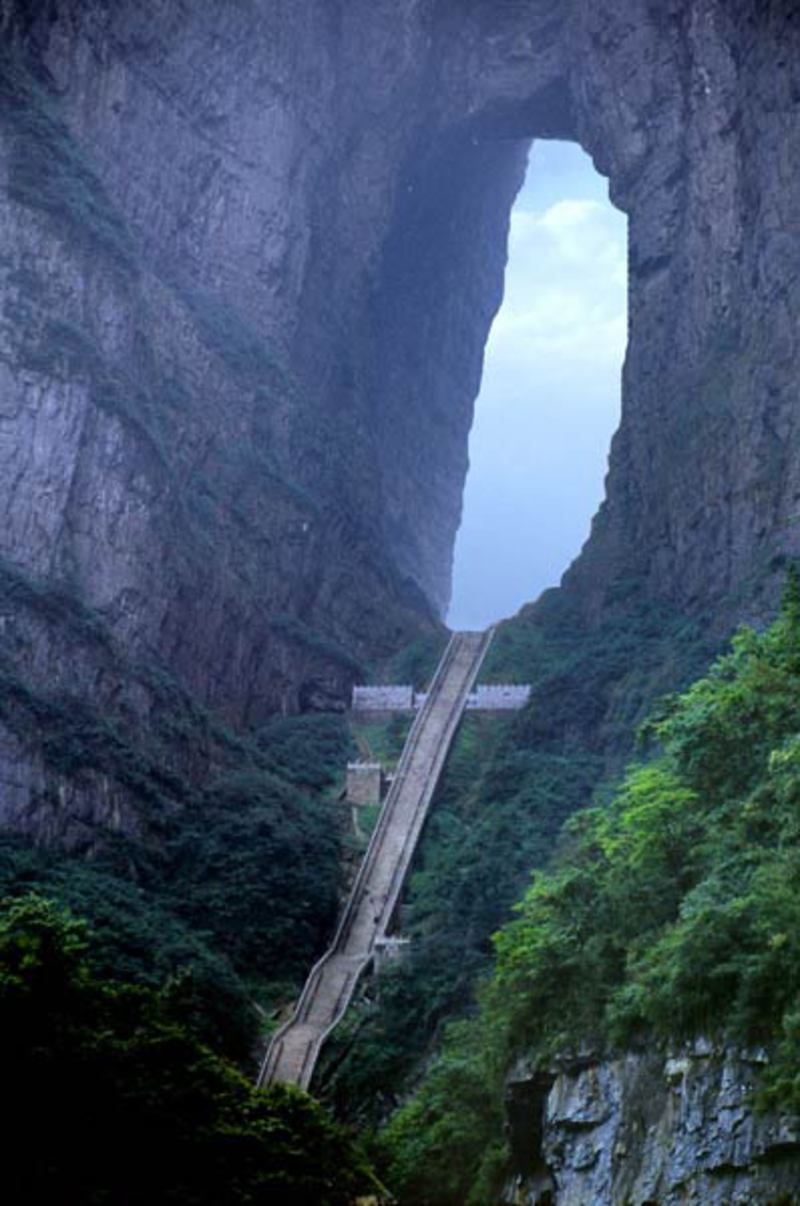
xmin=352 ymin=0 xmax=800 ymax=626
xmin=0 ymin=0 xmax=797 ymax=739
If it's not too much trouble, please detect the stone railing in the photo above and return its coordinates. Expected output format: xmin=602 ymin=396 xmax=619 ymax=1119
xmin=351 ymin=685 xmax=414 ymax=710
xmin=466 ymin=684 xmax=531 ymax=709
xmin=259 ymin=630 xmax=492 ymax=1090
xmin=352 ymin=682 xmax=530 ymax=712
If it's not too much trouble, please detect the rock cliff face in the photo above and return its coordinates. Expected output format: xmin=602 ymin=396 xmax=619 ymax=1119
xmin=505 ymin=1044 xmax=800 ymax=1204
xmin=1 ymin=0 xmax=797 ymax=669
xmin=2 ymin=0 xmax=800 ymax=1193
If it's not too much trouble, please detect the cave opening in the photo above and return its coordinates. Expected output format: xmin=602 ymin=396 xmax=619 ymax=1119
xmin=447 ymin=140 xmax=628 ymax=631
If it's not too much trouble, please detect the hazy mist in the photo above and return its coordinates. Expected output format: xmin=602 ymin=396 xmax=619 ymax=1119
xmin=448 ymin=141 xmax=628 ymax=631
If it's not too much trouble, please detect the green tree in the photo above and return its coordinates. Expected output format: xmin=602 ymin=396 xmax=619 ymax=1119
xmin=0 ymin=894 xmax=379 ymax=1205
xmin=382 ymin=576 xmax=800 ymax=1201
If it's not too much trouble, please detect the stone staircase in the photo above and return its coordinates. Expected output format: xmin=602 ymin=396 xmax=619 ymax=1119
xmin=257 ymin=629 xmax=493 ymax=1090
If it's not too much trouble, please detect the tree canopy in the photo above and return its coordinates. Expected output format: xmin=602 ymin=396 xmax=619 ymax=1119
xmin=0 ymin=894 xmax=379 ymax=1205
xmin=381 ymin=579 xmax=800 ymax=1203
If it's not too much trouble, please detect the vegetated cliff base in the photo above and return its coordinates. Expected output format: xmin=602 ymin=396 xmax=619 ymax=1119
xmin=380 ymin=591 xmax=800 ymax=1205
xmin=505 ymin=1044 xmax=800 ymax=1206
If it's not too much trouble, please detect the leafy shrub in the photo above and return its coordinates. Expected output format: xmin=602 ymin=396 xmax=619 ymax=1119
xmin=254 ymin=712 xmax=354 ymax=791
xmin=0 ymin=645 xmax=351 ymax=1057
xmin=0 ymin=895 xmax=380 ymax=1204
xmin=381 ymin=576 xmax=800 ymax=1201
xmin=269 ymin=614 xmax=366 ymax=676
xmin=168 ymin=768 xmax=341 ymax=982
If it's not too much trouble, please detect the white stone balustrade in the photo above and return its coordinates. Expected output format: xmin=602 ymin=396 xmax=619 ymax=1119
xmin=352 ymin=685 xmax=414 ymax=710
xmin=466 ymin=684 xmax=531 ymax=709
xmin=352 ymin=683 xmax=530 ymax=711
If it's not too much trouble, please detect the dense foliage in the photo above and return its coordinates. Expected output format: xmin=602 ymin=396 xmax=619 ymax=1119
xmin=320 ymin=592 xmax=713 ymax=1120
xmin=381 ymin=582 xmax=800 ymax=1203
xmin=0 ymin=710 xmax=353 ymax=1059
xmin=320 ymin=715 xmax=600 ymax=1119
xmin=0 ymin=895 xmax=379 ymax=1204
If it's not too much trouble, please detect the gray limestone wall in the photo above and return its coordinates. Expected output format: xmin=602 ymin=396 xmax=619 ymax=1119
xmin=2 ymin=1 xmax=800 ymax=847
xmin=505 ymin=1043 xmax=800 ymax=1205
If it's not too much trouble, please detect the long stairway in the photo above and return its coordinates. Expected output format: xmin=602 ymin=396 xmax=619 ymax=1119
xmin=258 ymin=628 xmax=493 ymax=1091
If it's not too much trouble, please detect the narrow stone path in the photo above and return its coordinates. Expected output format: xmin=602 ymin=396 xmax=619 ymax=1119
xmin=257 ymin=629 xmax=493 ymax=1091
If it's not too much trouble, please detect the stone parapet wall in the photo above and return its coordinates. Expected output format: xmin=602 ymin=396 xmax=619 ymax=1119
xmin=352 ymin=685 xmax=414 ymax=711
xmin=467 ymin=685 xmax=531 ymax=710
xmin=417 ymin=686 xmax=530 ymax=710
xmin=351 ymin=684 xmax=530 ymax=712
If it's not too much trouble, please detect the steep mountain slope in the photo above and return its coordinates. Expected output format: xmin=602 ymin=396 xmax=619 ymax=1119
xmin=383 ymin=588 xmax=800 ymax=1202
xmin=2 ymin=1 xmax=799 ymax=848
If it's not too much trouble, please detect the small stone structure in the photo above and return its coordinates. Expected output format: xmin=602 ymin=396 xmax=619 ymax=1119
xmin=352 ymin=684 xmax=530 ymax=711
xmin=351 ymin=685 xmax=414 ymax=711
xmin=346 ymin=762 xmax=385 ymax=806
xmin=373 ymin=935 xmax=411 ymax=974
xmin=467 ymin=684 xmax=531 ymax=710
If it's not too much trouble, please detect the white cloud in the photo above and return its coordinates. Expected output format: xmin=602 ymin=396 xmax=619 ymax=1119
xmin=448 ymin=141 xmax=628 ymax=631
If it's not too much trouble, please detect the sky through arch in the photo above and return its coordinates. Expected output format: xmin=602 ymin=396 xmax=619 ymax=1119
xmin=447 ymin=140 xmax=628 ymax=631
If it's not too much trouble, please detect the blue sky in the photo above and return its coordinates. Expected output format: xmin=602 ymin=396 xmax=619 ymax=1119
xmin=447 ymin=140 xmax=628 ymax=631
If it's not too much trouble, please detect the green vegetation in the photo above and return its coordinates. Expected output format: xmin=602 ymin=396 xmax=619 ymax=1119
xmin=0 ymin=553 xmax=112 ymax=649
xmin=0 ymin=536 xmax=362 ymax=1183
xmin=270 ymin=614 xmax=366 ymax=677
xmin=481 ymin=585 xmax=714 ymax=751
xmin=0 ymin=49 xmax=135 ymax=271
xmin=0 ymin=669 xmax=186 ymax=802
xmin=0 ymin=895 xmax=380 ymax=1204
xmin=0 ymin=573 xmax=354 ymax=1055
xmin=375 ymin=629 xmax=449 ymax=690
xmin=169 ymin=764 xmax=341 ymax=987
xmin=319 ymin=591 xmax=714 ymax=1121
xmin=350 ymin=711 xmax=412 ymax=768
xmin=0 ymin=548 xmax=372 ymax=1196
xmin=380 ymin=578 xmax=800 ymax=1202
xmin=172 ymin=280 xmax=287 ymax=385
xmin=0 ymin=835 xmax=253 ymax=1058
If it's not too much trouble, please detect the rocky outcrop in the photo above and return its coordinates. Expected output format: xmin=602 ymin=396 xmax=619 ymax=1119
xmin=506 ymin=1043 xmax=800 ymax=1204
xmin=564 ymin=1 xmax=800 ymax=628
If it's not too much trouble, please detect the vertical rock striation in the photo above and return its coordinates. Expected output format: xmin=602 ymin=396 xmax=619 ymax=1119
xmin=505 ymin=1044 xmax=800 ymax=1204
xmin=0 ymin=0 xmax=798 ymax=883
